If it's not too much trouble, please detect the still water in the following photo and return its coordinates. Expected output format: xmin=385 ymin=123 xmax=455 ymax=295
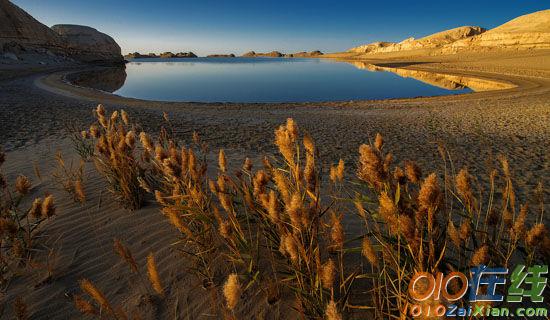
xmin=82 ymin=58 xmax=479 ymax=102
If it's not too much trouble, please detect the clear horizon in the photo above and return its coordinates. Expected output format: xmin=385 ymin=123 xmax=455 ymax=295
xmin=11 ymin=0 xmax=550 ymax=56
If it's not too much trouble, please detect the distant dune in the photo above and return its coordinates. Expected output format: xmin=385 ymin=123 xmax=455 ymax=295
xmin=348 ymin=9 xmax=550 ymax=56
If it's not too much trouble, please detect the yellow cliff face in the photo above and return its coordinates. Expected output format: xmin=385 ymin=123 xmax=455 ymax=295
xmin=348 ymin=10 xmax=550 ymax=56
xmin=348 ymin=62 xmax=517 ymax=92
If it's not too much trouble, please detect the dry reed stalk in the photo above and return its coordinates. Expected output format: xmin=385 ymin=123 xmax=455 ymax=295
xmin=113 ymin=239 xmax=138 ymax=273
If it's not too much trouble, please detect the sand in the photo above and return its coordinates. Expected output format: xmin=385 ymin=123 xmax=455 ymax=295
xmin=1 ymin=49 xmax=549 ymax=318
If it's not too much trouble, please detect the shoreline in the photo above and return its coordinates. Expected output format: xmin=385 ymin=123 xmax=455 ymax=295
xmin=0 ymin=50 xmax=547 ymax=196
xmin=36 ymin=56 xmax=529 ymax=107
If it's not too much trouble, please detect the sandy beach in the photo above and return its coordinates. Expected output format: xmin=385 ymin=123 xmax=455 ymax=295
xmin=1 ymin=48 xmax=549 ymax=318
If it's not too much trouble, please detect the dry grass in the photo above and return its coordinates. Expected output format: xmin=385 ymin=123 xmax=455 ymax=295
xmin=66 ymin=122 xmax=95 ymax=161
xmin=52 ymin=106 xmax=549 ymax=319
xmin=0 ymin=148 xmax=56 ymax=288
xmin=52 ymin=151 xmax=86 ymax=204
xmin=81 ymin=106 xmax=147 ymax=210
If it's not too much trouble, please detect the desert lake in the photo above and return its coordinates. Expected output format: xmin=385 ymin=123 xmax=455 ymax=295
xmin=76 ymin=57 xmax=482 ymax=102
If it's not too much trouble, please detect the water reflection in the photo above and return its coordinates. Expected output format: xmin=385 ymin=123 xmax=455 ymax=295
xmin=348 ymin=62 xmax=516 ymax=92
xmin=66 ymin=59 xmax=514 ymax=102
xmin=67 ymin=66 xmax=127 ymax=93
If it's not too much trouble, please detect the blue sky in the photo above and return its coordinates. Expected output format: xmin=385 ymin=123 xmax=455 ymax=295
xmin=12 ymin=0 xmax=549 ymax=56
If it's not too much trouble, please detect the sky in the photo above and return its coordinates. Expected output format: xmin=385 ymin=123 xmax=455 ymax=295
xmin=12 ymin=0 xmax=549 ymax=56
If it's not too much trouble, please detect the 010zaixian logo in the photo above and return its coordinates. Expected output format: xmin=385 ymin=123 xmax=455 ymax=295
xmin=408 ymin=265 xmax=548 ymax=318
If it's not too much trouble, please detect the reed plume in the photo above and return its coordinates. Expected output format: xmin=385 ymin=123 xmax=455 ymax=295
xmin=321 ymin=259 xmax=336 ymax=289
xmin=404 ymin=160 xmax=421 ymax=184
xmin=15 ymin=175 xmax=31 ymax=195
xmin=121 ymin=109 xmax=130 ymax=125
xmin=29 ymin=198 xmax=43 ymax=219
xmin=223 ymin=273 xmax=241 ymax=311
xmin=147 ymin=253 xmax=163 ymax=295
xmin=218 ymin=149 xmax=227 ymax=173
xmin=325 ymin=299 xmax=342 ymax=320
xmin=74 ymin=179 xmax=86 ymax=203
xmin=418 ymin=173 xmax=440 ymax=210
xmin=447 ymin=221 xmax=461 ymax=249
xmin=374 ymin=133 xmax=384 ymax=151
xmin=79 ymin=279 xmax=115 ymax=316
xmin=41 ymin=195 xmax=55 ymax=217
xmin=471 ymin=245 xmax=489 ymax=266
xmin=362 ymin=237 xmax=378 ymax=267
xmin=526 ymin=224 xmax=546 ymax=247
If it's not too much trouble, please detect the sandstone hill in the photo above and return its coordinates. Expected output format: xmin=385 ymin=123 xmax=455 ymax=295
xmin=349 ymin=26 xmax=485 ymax=53
xmin=349 ymin=9 xmax=550 ymax=55
xmin=444 ymin=9 xmax=550 ymax=52
xmin=51 ymin=25 xmax=123 ymax=63
xmin=0 ymin=0 xmax=123 ymax=64
xmin=0 ymin=0 xmax=64 ymax=53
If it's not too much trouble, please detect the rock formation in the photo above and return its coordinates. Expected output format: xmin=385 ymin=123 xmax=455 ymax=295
xmin=0 ymin=0 xmax=123 ymax=64
xmin=349 ymin=26 xmax=486 ymax=54
xmin=242 ymin=50 xmax=323 ymax=58
xmin=175 ymin=52 xmax=197 ymax=58
xmin=349 ymin=9 xmax=550 ymax=55
xmin=126 ymin=51 xmax=197 ymax=59
xmin=159 ymin=52 xmax=175 ymax=58
xmin=0 ymin=0 xmax=65 ymax=59
xmin=51 ymin=24 xmax=123 ymax=64
xmin=241 ymin=51 xmax=282 ymax=57
xmin=443 ymin=9 xmax=550 ymax=52
xmin=242 ymin=51 xmax=256 ymax=57
xmin=291 ymin=50 xmax=324 ymax=57
xmin=125 ymin=52 xmax=159 ymax=59
xmin=207 ymin=54 xmax=236 ymax=58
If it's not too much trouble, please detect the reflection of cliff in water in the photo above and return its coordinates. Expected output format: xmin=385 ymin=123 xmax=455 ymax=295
xmin=67 ymin=66 xmax=127 ymax=92
xmin=348 ymin=62 xmax=516 ymax=92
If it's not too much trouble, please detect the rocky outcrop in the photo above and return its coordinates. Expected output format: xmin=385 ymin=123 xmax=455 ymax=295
xmin=290 ymin=50 xmax=324 ymax=57
xmin=349 ymin=10 xmax=550 ymax=55
xmin=349 ymin=26 xmax=486 ymax=54
xmin=159 ymin=52 xmax=175 ymax=58
xmin=242 ymin=50 xmax=322 ymax=58
xmin=175 ymin=52 xmax=197 ymax=58
xmin=242 ymin=51 xmax=256 ymax=57
xmin=443 ymin=9 xmax=550 ymax=53
xmin=207 ymin=54 xmax=236 ymax=58
xmin=0 ymin=0 xmax=123 ymax=64
xmin=348 ymin=42 xmax=394 ymax=54
xmin=51 ymin=24 xmax=123 ymax=64
xmin=0 ymin=0 xmax=64 ymax=51
xmin=124 ymin=52 xmax=158 ymax=59
xmin=241 ymin=51 xmax=282 ymax=57
xmin=126 ymin=51 xmax=197 ymax=59
xmin=158 ymin=51 xmax=197 ymax=58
